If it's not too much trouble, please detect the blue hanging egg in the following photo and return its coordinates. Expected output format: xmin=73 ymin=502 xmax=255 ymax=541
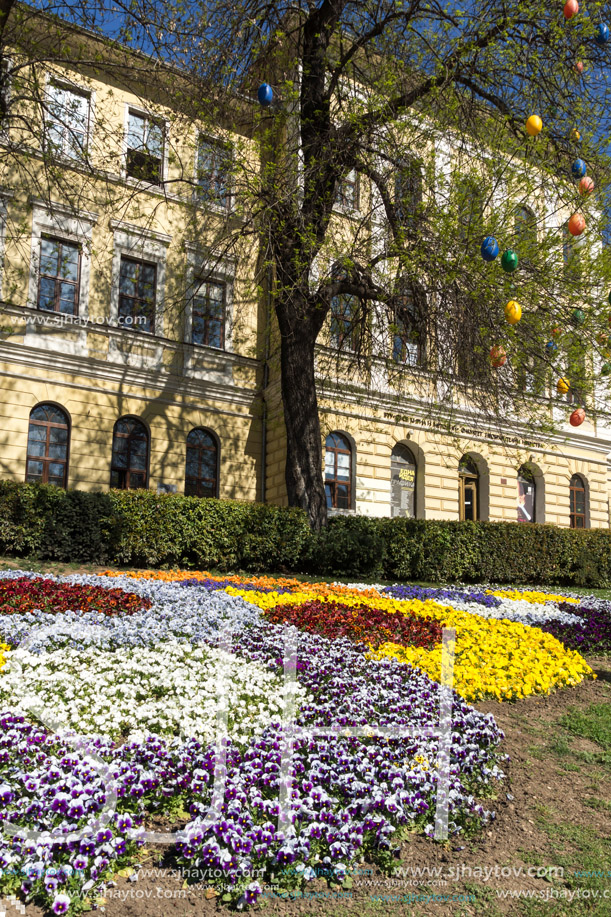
xmin=595 ymin=23 xmax=610 ymax=45
xmin=545 ymin=341 xmax=558 ymax=354
xmin=257 ymin=83 xmax=274 ymax=106
xmin=571 ymin=158 xmax=587 ymax=179
xmin=481 ymin=236 xmax=499 ymax=262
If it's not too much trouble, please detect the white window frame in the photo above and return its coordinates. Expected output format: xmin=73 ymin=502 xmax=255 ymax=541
xmin=194 ymin=133 xmax=234 ymax=213
xmin=27 ymin=197 xmax=97 ymax=320
xmin=123 ymin=104 xmax=169 ymax=186
xmin=185 ymin=242 xmax=235 ymax=352
xmin=109 ymin=219 xmax=170 ymax=336
xmin=43 ymin=75 xmax=94 ymax=161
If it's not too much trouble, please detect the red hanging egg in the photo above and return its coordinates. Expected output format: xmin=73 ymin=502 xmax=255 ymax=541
xmin=490 ymin=345 xmax=507 ymax=368
xmin=569 ymin=407 xmax=585 ymax=426
xmin=551 ymin=326 xmax=562 ymax=337
xmin=575 ymin=60 xmax=584 ymax=73
xmin=564 ymin=0 xmax=579 ymax=18
xmin=579 ymin=176 xmax=594 ymax=195
xmin=568 ymin=213 xmax=586 ymax=236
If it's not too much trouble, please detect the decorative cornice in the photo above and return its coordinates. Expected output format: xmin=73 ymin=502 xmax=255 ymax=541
xmin=109 ymin=219 xmax=171 ymax=245
xmin=29 ymin=196 xmax=98 ymax=224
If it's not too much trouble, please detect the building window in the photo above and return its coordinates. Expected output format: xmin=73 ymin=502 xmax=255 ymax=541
xmin=330 ymin=275 xmax=360 ymax=352
xmin=126 ymin=110 xmax=163 ymax=184
xmin=192 ymin=279 xmax=225 ymax=348
xmin=392 ymin=281 xmax=425 ymax=366
xmin=570 ymin=474 xmax=587 ymax=528
xmin=37 ymin=237 xmax=80 ymax=315
xmin=517 ymin=465 xmax=536 ymax=523
xmin=110 ymin=416 xmax=149 ymax=490
xmin=337 ymin=168 xmax=359 ymax=210
xmin=391 ymin=443 xmax=417 ymax=518
xmin=46 ymin=82 xmax=90 ymax=159
xmin=118 ymin=256 xmax=156 ymax=333
xmin=197 ymin=136 xmax=232 ymax=209
xmin=25 ymin=403 xmax=69 ymax=487
xmin=458 ymin=455 xmax=479 ymax=521
xmin=395 ymin=158 xmax=422 ymax=230
xmin=185 ymin=428 xmax=219 ymax=497
xmin=325 ymin=432 xmax=352 ymax=510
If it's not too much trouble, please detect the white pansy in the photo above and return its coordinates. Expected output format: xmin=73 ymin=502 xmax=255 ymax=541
xmin=0 ymin=640 xmax=307 ymax=744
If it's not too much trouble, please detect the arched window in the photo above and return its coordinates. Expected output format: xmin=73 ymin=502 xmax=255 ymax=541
xmin=570 ymin=474 xmax=588 ymax=528
xmin=26 ymin=403 xmax=69 ymax=487
xmin=325 ymin=432 xmax=352 ymax=509
xmin=391 ymin=443 xmax=417 ymax=518
xmin=517 ymin=465 xmax=536 ymax=523
xmin=110 ymin=416 xmax=149 ymax=490
xmin=458 ymin=454 xmax=479 ymax=521
xmin=185 ymin=428 xmax=219 ymax=498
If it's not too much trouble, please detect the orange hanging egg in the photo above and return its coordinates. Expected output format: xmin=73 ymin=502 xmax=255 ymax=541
xmin=505 ymin=300 xmax=522 ymax=324
xmin=551 ymin=326 xmax=562 ymax=337
xmin=579 ymin=176 xmax=594 ymax=195
xmin=564 ymin=0 xmax=579 ymax=18
xmin=568 ymin=213 xmax=586 ymax=236
xmin=569 ymin=407 xmax=585 ymax=426
xmin=490 ymin=345 xmax=507 ymax=368
xmin=557 ymin=377 xmax=570 ymax=394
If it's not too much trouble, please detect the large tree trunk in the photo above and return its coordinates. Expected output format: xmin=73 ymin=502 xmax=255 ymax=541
xmin=278 ymin=314 xmax=327 ymax=531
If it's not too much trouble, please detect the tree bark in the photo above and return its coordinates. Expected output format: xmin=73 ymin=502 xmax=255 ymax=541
xmin=277 ymin=308 xmax=327 ymax=531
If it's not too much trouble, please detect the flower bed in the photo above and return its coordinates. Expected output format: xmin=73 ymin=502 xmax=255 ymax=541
xmin=264 ymin=597 xmax=442 ymax=649
xmin=0 ymin=568 xmax=606 ymax=914
xmin=231 ymin=588 xmax=593 ymax=702
xmin=0 ymin=572 xmax=506 ymax=913
xmin=0 ymin=576 xmax=150 ymax=617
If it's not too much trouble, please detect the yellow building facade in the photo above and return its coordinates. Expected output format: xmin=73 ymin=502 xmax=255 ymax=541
xmin=0 ymin=11 xmax=609 ymax=530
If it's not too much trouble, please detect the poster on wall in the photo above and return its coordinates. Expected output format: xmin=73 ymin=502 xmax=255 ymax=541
xmin=391 ymin=447 xmax=416 ymax=518
xmin=517 ymin=476 xmax=535 ymax=523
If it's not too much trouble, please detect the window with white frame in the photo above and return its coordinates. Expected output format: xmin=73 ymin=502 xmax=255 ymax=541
xmin=118 ymin=256 xmax=157 ymax=333
xmin=126 ymin=110 xmax=164 ymax=184
xmin=46 ymin=82 xmax=90 ymax=159
xmin=196 ymin=136 xmax=232 ymax=209
xmin=37 ymin=237 xmax=81 ymax=315
xmin=109 ymin=221 xmax=169 ymax=340
xmin=336 ymin=168 xmax=359 ymax=211
xmin=192 ymin=278 xmax=226 ymax=348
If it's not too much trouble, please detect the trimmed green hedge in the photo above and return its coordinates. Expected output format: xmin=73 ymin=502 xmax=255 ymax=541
xmin=0 ymin=480 xmax=610 ymax=585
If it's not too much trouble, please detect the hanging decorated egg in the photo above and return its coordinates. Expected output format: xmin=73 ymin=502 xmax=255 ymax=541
xmin=557 ymin=377 xmax=570 ymax=394
xmin=490 ymin=345 xmax=507 ymax=367
xmin=551 ymin=326 xmax=562 ymax=337
xmin=579 ymin=176 xmax=594 ymax=195
xmin=564 ymin=0 xmax=579 ymax=19
xmin=501 ymin=249 xmax=519 ymax=272
xmin=571 ymin=308 xmax=586 ymax=325
xmin=595 ymin=23 xmax=610 ymax=45
xmin=526 ymin=115 xmax=543 ymax=136
xmin=257 ymin=83 xmax=274 ymax=106
xmin=601 ymin=362 xmax=611 ymax=375
xmin=575 ymin=60 xmax=584 ymax=73
xmin=505 ymin=300 xmax=522 ymax=324
xmin=570 ymin=128 xmax=581 ymax=142
xmin=568 ymin=213 xmax=586 ymax=235
xmin=571 ymin=159 xmax=587 ymax=178
xmin=481 ymin=236 xmax=500 ymax=262
xmin=569 ymin=407 xmax=586 ymax=426
xmin=545 ymin=340 xmax=558 ymax=354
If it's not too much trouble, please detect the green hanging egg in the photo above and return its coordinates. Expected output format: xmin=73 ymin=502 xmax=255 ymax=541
xmin=571 ymin=308 xmax=586 ymax=326
xmin=602 ymin=362 xmax=611 ymax=375
xmin=501 ymin=249 xmax=519 ymax=273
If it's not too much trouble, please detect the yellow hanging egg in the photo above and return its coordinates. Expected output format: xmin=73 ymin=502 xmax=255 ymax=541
xmin=570 ymin=128 xmax=581 ymax=142
xmin=557 ymin=377 xmax=570 ymax=394
xmin=526 ymin=115 xmax=543 ymax=136
xmin=505 ymin=300 xmax=522 ymax=324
